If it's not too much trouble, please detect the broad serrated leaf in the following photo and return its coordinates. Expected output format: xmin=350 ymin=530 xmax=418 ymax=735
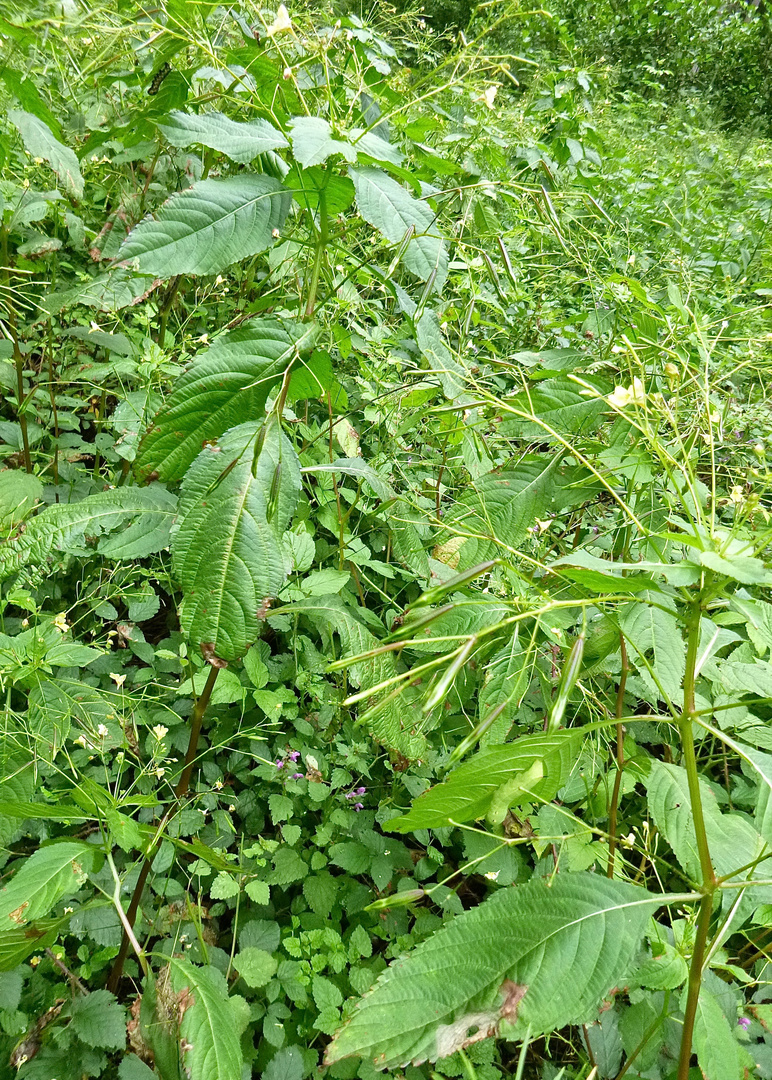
xmin=350 ymin=165 xmax=448 ymax=291
xmin=9 ymin=109 xmax=84 ymax=198
xmin=289 ymin=116 xmax=356 ymax=167
xmin=0 ymin=842 xmax=97 ymax=929
xmin=235 ymin=947 xmax=277 ymax=987
xmin=69 ymin=990 xmax=126 ymax=1049
xmin=326 ymin=873 xmax=656 ymax=1068
xmin=158 ymin=110 xmax=288 ymax=163
xmin=693 ymin=988 xmax=741 ymax=1080
xmin=388 ymin=731 xmax=581 ymax=832
xmin=136 ymin=319 xmax=315 ymax=482
xmin=276 ymin=594 xmax=426 ymax=759
xmin=118 ymin=176 xmax=291 ymax=277
xmin=303 ymin=872 xmax=339 ymax=916
xmin=416 ymin=311 xmax=471 ymax=403
xmin=500 ymin=376 xmax=609 ymax=439
xmin=263 ymin=1046 xmax=305 ymax=1080
xmin=647 ymin=761 xmax=769 ymax=890
xmin=0 ymin=470 xmax=43 ymax=531
xmin=172 ymin=422 xmax=301 ymax=660
xmin=478 ymin=634 xmax=533 ymax=746
xmin=0 ymin=915 xmax=69 ymax=971
xmin=28 ymin=678 xmax=125 ymax=759
xmin=0 ymin=485 xmax=176 ymax=585
xmin=619 ymin=599 xmax=685 ymax=704
xmin=168 ymin=958 xmax=244 ymax=1080
xmin=440 ymin=456 xmax=576 ymax=570
xmin=41 ymin=268 xmax=162 ymax=314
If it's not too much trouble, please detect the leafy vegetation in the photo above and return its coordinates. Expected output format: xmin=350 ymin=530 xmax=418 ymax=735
xmin=3 ymin=2 xmax=772 ymax=1079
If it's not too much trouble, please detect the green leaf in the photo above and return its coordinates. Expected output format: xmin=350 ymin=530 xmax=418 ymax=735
xmin=0 ymin=485 xmax=176 ymax=585
xmin=350 ymin=165 xmax=448 ymax=290
xmin=158 ymin=110 xmax=288 ymax=163
xmin=235 ymin=947 xmax=278 ymax=987
xmin=278 ymin=594 xmax=426 ymax=759
xmin=693 ymin=988 xmax=741 ymax=1080
xmin=441 ymin=456 xmax=580 ymax=570
xmin=500 ymin=376 xmax=609 ymax=439
xmin=0 ymin=842 xmax=98 ymax=929
xmin=416 ymin=311 xmax=471 ymax=403
xmin=118 ymin=1056 xmax=158 ymax=1080
xmin=263 ymin=1046 xmax=305 ymax=1080
xmin=0 ymin=470 xmax=43 ymax=531
xmin=136 ymin=319 xmax=315 ymax=482
xmin=647 ymin=761 xmax=768 ymax=886
xmin=289 ymin=116 xmax=356 ymax=167
xmin=69 ymin=989 xmax=126 ymax=1049
xmin=699 ymin=549 xmax=772 ymax=585
xmin=171 ymin=422 xmax=301 ymax=660
xmin=477 ymin=634 xmax=533 ymax=746
xmin=388 ymin=731 xmax=581 ymax=832
xmin=168 ymin=958 xmax=244 ymax=1080
xmin=619 ymin=599 xmax=684 ymax=704
xmin=0 ymin=915 xmax=70 ymax=970
xmin=9 ymin=109 xmax=84 ymax=198
xmin=245 ymin=880 xmax=270 ymax=905
xmin=210 ymin=871 xmax=241 ymax=900
xmin=118 ymin=176 xmax=291 ymax=277
xmin=326 ymin=873 xmax=656 ymax=1069
xmin=303 ymin=872 xmax=339 ymax=916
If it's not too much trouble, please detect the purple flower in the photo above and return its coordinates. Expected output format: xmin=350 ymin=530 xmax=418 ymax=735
xmin=353 ymin=803 xmax=364 ymax=811
xmin=345 ymin=791 xmax=353 ymax=799
xmin=355 ymin=786 xmax=366 ymax=795
xmin=738 ymin=1017 xmax=751 ymax=1030
xmin=292 ymin=772 xmax=304 ymax=779
xmin=288 ymin=750 xmax=300 ymax=762
xmin=275 ymin=760 xmax=284 ymax=768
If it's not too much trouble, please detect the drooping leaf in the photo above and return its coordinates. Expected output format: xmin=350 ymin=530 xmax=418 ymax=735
xmin=289 ymin=116 xmax=356 ymax=167
xmin=0 ymin=915 xmax=70 ymax=971
xmin=692 ymin=987 xmax=742 ymax=1080
xmin=158 ymin=109 xmax=288 ymax=163
xmin=388 ymin=731 xmax=581 ymax=832
xmin=168 ymin=958 xmax=244 ymax=1080
xmin=118 ymin=176 xmax=291 ymax=277
xmin=135 ymin=319 xmax=316 ymax=482
xmin=0 ymin=842 xmax=98 ymax=930
xmin=8 ymin=109 xmax=84 ymax=198
xmin=416 ymin=311 xmax=471 ymax=403
xmin=171 ymin=421 xmax=301 ymax=660
xmin=0 ymin=486 xmax=176 ymax=585
xmin=277 ymin=594 xmax=426 ymax=759
xmin=326 ymin=873 xmax=657 ymax=1069
xmin=350 ymin=165 xmax=448 ymax=291
xmin=477 ymin=633 xmax=534 ymax=746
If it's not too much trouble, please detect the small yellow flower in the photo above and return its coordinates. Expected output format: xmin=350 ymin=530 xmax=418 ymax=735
xmin=53 ymin=612 xmax=69 ymax=633
xmin=156 ymin=767 xmax=166 ymax=778
xmin=607 ymin=377 xmax=646 ymax=408
xmin=729 ymin=486 xmax=745 ymax=505
xmin=151 ymin=724 xmax=169 ymax=740
xmin=109 ymin=672 xmax=127 ymax=688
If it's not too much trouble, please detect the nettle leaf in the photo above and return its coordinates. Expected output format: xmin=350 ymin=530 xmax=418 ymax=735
xmin=279 ymin=594 xmax=426 ymax=759
xmin=326 ymin=873 xmax=656 ymax=1069
xmin=289 ymin=116 xmax=357 ymax=167
xmin=619 ymin=600 xmax=684 ymax=704
xmin=439 ymin=456 xmax=580 ymax=571
xmin=118 ymin=176 xmax=291 ymax=277
xmin=69 ymin=990 xmax=126 ymax=1049
xmin=136 ymin=319 xmax=316 ymax=482
xmin=158 ymin=109 xmax=288 ymax=163
xmin=647 ymin=761 xmax=769 ymax=888
xmin=172 ymin=421 xmax=301 ymax=660
xmin=350 ymin=165 xmax=448 ymax=291
xmin=9 ymin=109 xmax=84 ymax=198
xmin=0 ymin=841 xmax=98 ymax=930
xmin=389 ymin=731 xmax=581 ymax=832
xmin=168 ymin=958 xmax=244 ymax=1080
xmin=693 ymin=988 xmax=742 ymax=1080
xmin=500 ymin=375 xmax=609 ymax=439
xmin=0 ymin=486 xmax=176 ymax=585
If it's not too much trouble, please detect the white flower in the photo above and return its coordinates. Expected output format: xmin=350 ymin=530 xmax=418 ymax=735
xmin=156 ymin=767 xmax=166 ymax=778
xmin=607 ymin=377 xmax=646 ymax=408
xmin=267 ymin=4 xmax=292 ymax=35
xmin=729 ymin=486 xmax=745 ymax=505
xmin=151 ymin=724 xmax=169 ymax=740
xmin=109 ymin=672 xmax=127 ymax=688
xmin=97 ymin=724 xmax=109 ymax=738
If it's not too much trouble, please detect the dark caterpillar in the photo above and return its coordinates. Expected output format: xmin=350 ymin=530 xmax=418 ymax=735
xmin=148 ymin=62 xmax=171 ymax=95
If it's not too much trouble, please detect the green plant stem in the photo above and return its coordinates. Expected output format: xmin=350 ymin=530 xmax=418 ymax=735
xmin=607 ymin=634 xmax=629 ymax=878
xmin=303 ymin=188 xmax=328 ymax=321
xmin=1 ymin=228 xmax=32 ymax=474
xmin=156 ymin=275 xmax=181 ymax=345
xmin=675 ymin=608 xmax=715 ymax=1080
xmin=106 ymin=664 xmax=221 ymax=991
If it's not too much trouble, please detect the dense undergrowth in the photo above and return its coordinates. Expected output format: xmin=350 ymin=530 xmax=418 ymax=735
xmin=3 ymin=2 xmax=772 ymax=1079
